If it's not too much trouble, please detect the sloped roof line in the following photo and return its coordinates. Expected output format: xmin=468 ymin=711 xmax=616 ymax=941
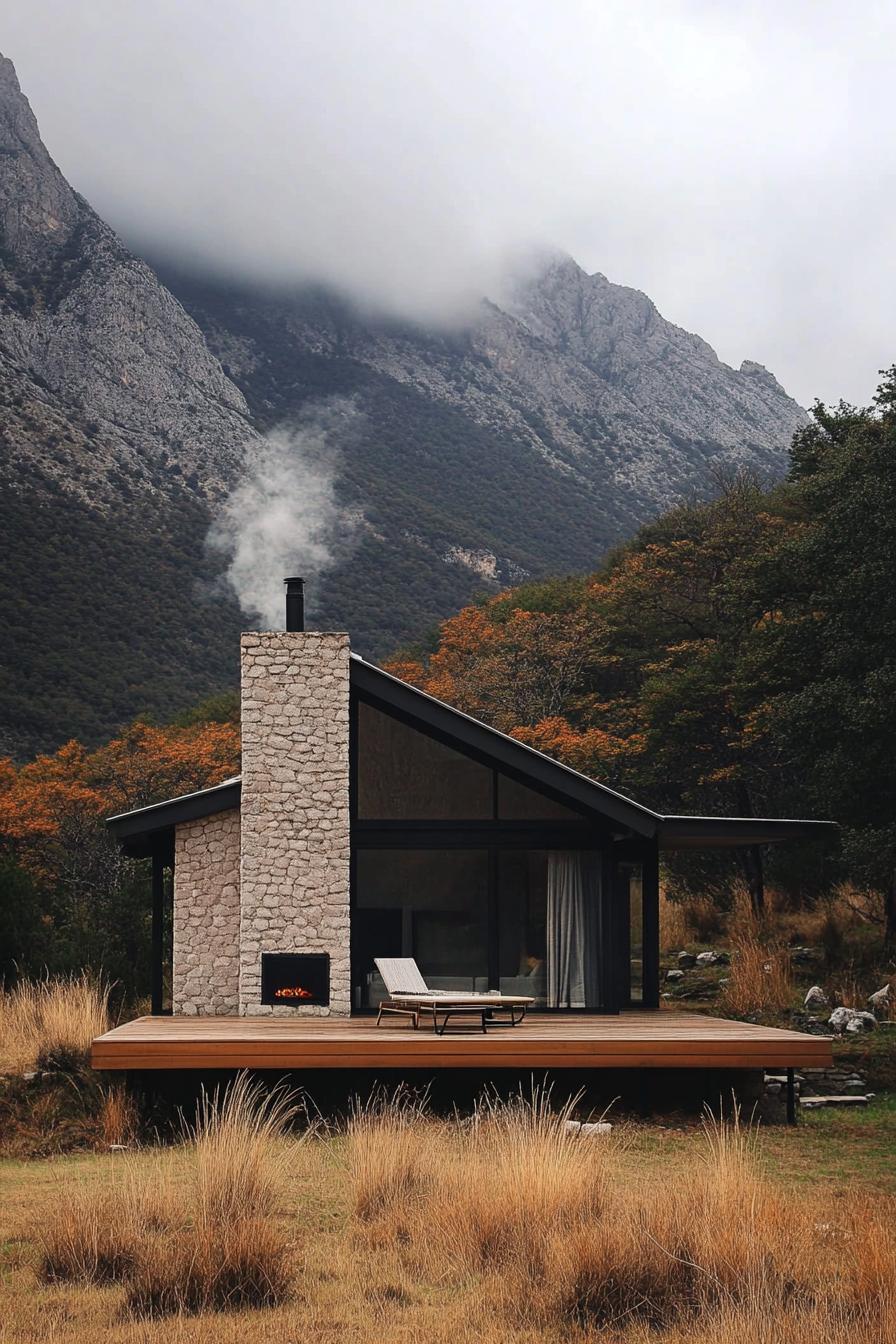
xmin=349 ymin=653 xmax=660 ymax=830
xmin=105 ymin=659 xmax=836 ymax=849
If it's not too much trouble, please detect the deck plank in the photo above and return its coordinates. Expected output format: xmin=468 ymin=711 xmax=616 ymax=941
xmin=90 ymin=1011 xmax=833 ymax=1071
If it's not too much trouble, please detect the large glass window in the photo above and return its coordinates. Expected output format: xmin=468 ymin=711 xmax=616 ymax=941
xmin=497 ymin=774 xmax=582 ymax=821
xmin=353 ymin=847 xmax=606 ymax=1011
xmin=357 ymin=700 xmax=586 ymax=822
xmin=353 ymin=850 xmax=489 ymax=1008
xmin=357 ymin=702 xmax=493 ymax=819
xmin=499 ymin=851 xmax=603 ymax=1008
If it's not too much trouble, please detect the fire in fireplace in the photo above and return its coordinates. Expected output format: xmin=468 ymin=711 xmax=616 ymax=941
xmin=260 ymin=953 xmax=330 ymax=1007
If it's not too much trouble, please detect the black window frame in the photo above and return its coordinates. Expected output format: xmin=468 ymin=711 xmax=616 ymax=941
xmin=349 ymin=688 xmax=653 ymax=1014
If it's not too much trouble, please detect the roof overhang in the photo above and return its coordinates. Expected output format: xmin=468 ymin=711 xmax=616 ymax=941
xmin=657 ymin=816 xmax=838 ymax=850
xmin=107 ymin=778 xmax=242 ymax=856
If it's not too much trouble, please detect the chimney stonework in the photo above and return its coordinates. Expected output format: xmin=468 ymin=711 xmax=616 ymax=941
xmin=238 ymin=631 xmax=351 ymax=1016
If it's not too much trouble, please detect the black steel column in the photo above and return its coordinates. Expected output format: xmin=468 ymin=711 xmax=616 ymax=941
xmin=786 ymin=1067 xmax=797 ymax=1125
xmin=488 ymin=847 xmax=500 ymax=991
xmin=641 ymin=837 xmax=660 ymax=1009
xmin=600 ymin=848 xmax=619 ymax=1013
xmin=151 ymin=846 xmax=165 ymax=1015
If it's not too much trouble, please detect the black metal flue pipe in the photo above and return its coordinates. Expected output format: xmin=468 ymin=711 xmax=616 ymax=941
xmin=284 ymin=576 xmax=305 ymax=632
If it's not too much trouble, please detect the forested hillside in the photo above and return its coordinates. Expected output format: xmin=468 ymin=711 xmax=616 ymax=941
xmin=3 ymin=369 xmax=891 ymax=1001
xmin=388 ymin=370 xmax=896 ymax=941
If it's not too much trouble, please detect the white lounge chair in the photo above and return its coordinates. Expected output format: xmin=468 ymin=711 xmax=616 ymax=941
xmin=374 ymin=957 xmax=533 ymax=1034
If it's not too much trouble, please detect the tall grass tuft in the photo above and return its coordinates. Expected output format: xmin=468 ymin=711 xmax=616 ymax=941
xmin=346 ymin=1087 xmax=437 ymax=1222
xmin=125 ymin=1218 xmax=292 ymax=1317
xmin=189 ymin=1071 xmax=300 ymax=1226
xmin=40 ymin=1156 xmax=181 ymax=1285
xmin=0 ymin=972 xmax=110 ymax=1074
xmin=43 ymin=1072 xmax=301 ymax=1316
xmin=721 ymin=891 xmax=793 ymax=1018
xmin=659 ymin=887 xmax=690 ymax=953
xmin=440 ymin=1087 xmax=610 ymax=1275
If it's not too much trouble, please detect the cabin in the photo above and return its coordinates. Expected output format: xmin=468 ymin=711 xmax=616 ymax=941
xmin=92 ymin=580 xmax=834 ymax=1114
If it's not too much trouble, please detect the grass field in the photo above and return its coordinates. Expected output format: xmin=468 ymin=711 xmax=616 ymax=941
xmin=2 ymin=1091 xmax=894 ymax=1344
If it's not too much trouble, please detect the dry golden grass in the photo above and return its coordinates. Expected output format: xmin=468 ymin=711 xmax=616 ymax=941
xmin=438 ymin=1089 xmax=609 ymax=1275
xmin=346 ymin=1087 xmax=437 ymax=1221
xmin=659 ymin=887 xmax=690 ymax=953
xmin=189 ymin=1071 xmax=300 ymax=1225
xmin=125 ymin=1217 xmax=292 ymax=1317
xmin=40 ymin=1153 xmax=181 ymax=1286
xmin=98 ymin=1084 xmax=141 ymax=1148
xmin=4 ymin=1090 xmax=895 ymax=1342
xmin=0 ymin=972 xmax=110 ymax=1074
xmin=37 ymin=1072 xmax=301 ymax=1318
xmin=344 ymin=1091 xmax=895 ymax=1339
xmin=719 ymin=888 xmax=794 ymax=1018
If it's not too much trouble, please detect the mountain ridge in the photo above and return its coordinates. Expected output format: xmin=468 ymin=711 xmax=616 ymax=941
xmin=0 ymin=53 xmax=806 ymax=757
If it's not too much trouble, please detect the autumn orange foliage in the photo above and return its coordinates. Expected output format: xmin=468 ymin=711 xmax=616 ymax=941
xmin=0 ymin=720 xmax=240 ymax=872
xmin=384 ymin=590 xmax=643 ymax=787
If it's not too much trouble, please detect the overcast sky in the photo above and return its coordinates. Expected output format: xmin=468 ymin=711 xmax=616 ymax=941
xmin=5 ymin=0 xmax=894 ymax=406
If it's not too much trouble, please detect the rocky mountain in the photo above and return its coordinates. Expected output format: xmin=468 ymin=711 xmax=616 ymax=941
xmin=0 ymin=54 xmax=806 ymax=757
xmin=0 ymin=54 xmax=257 ymax=756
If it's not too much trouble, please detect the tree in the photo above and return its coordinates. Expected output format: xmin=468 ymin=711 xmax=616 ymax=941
xmin=746 ymin=369 xmax=896 ymax=942
xmin=0 ymin=716 xmax=240 ymax=990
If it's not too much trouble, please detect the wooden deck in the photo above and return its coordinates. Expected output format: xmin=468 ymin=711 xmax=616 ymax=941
xmin=91 ymin=1011 xmax=833 ymax=1072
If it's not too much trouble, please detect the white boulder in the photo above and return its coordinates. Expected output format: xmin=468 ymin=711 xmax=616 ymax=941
xmin=565 ymin=1120 xmax=613 ymax=1136
xmin=829 ymin=1006 xmax=877 ymax=1033
xmin=804 ymin=985 xmax=829 ymax=1010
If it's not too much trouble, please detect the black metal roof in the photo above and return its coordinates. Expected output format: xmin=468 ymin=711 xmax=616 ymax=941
xmin=106 ymin=656 xmax=837 ymax=853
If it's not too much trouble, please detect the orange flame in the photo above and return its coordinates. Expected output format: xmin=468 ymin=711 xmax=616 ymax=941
xmin=274 ymin=985 xmax=314 ymax=1000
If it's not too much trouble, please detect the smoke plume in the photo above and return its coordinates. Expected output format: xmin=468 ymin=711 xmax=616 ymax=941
xmin=209 ymin=400 xmax=358 ymax=628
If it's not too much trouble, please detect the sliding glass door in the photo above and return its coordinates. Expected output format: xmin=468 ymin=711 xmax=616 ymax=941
xmin=352 ymin=847 xmax=608 ymax=1011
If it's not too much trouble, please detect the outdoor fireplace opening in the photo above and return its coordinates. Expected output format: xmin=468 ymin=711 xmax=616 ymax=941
xmin=261 ymin=953 xmax=330 ymax=1007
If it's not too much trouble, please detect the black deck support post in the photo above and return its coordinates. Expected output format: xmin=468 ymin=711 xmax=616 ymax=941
xmin=150 ymin=846 xmax=165 ymax=1016
xmin=786 ymin=1067 xmax=797 ymax=1125
xmin=641 ymin=837 xmax=660 ymax=1009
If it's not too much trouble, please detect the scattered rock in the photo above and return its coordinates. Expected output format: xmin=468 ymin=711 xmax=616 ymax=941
xmin=696 ymin=951 xmax=719 ymax=967
xmin=22 ymin=1071 xmax=37 ymax=1082
xmin=844 ymin=1012 xmax=877 ymax=1034
xmin=665 ymin=969 xmax=685 ymax=982
xmin=677 ymin=951 xmax=697 ymax=969
xmin=868 ymin=985 xmax=892 ymax=1011
xmin=804 ymin=985 xmax=829 ymax=1010
xmin=828 ymin=1006 xmax=858 ymax=1032
xmin=802 ymin=1095 xmax=868 ymax=1108
xmin=790 ymin=946 xmax=819 ymax=964
xmin=565 ymin=1120 xmax=613 ymax=1136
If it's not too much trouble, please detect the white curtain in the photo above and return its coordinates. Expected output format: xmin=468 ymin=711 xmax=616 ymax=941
xmin=546 ymin=852 xmax=601 ymax=1008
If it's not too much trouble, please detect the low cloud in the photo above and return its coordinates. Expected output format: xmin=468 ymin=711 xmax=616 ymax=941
xmin=208 ymin=400 xmax=359 ymax=628
xmin=5 ymin=1 xmax=896 ymax=403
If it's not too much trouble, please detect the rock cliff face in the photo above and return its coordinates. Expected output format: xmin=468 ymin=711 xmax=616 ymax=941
xmin=0 ymin=54 xmax=255 ymax=756
xmin=0 ymin=54 xmax=257 ymax=508
xmin=0 ymin=53 xmax=806 ymax=756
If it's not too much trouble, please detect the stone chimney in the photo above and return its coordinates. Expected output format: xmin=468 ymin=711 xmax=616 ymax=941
xmin=238 ymin=631 xmax=351 ymax=1015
